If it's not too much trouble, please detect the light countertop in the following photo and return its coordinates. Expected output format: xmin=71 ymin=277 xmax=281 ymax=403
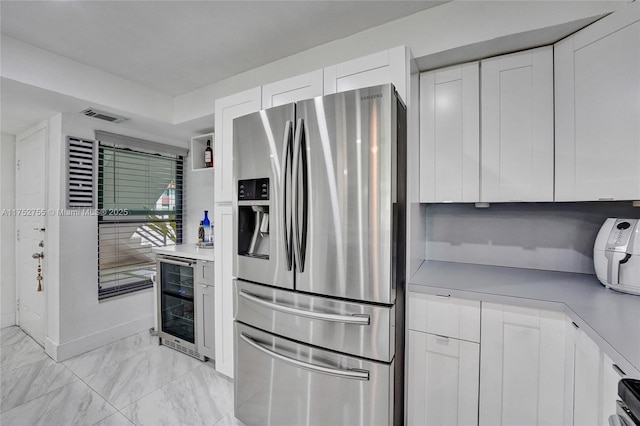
xmin=153 ymin=244 xmax=214 ymax=262
xmin=409 ymin=260 xmax=640 ymax=378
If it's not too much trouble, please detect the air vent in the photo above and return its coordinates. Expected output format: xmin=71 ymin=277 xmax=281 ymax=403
xmin=80 ymin=108 xmax=128 ymax=124
xmin=67 ymin=137 xmax=96 ymax=208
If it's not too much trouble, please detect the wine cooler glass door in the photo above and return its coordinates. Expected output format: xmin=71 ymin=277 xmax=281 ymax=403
xmin=160 ymin=259 xmax=195 ymax=344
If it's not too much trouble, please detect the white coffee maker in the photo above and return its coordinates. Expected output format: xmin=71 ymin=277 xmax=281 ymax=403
xmin=594 ymin=218 xmax=640 ymax=295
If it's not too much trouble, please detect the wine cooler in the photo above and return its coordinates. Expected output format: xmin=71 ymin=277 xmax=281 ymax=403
xmin=156 ymin=255 xmax=204 ymax=360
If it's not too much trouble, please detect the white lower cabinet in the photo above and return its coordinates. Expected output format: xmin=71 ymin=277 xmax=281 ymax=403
xmin=566 ymin=320 xmax=627 ymax=426
xmin=408 ymin=294 xmax=628 ymax=426
xmin=479 ymin=303 xmax=567 ymax=426
xmin=195 ymin=280 xmax=215 ymax=360
xmin=407 ymin=293 xmax=480 ymax=426
xmin=214 ymin=203 xmax=234 ymax=378
xmin=195 ymin=260 xmax=215 ymax=360
xmin=408 ymin=330 xmax=480 ymax=426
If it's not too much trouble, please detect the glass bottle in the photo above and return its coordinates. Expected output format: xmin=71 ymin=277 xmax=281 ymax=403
xmin=204 ymin=139 xmax=213 ymax=168
xmin=203 ymin=211 xmax=211 ymax=243
xmin=198 ymin=220 xmax=205 ymax=243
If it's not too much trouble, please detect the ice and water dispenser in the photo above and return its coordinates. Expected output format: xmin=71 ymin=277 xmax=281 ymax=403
xmin=237 ymin=178 xmax=270 ymax=259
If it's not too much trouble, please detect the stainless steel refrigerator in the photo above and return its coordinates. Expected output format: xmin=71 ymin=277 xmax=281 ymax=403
xmin=232 ymin=84 xmax=406 ymax=426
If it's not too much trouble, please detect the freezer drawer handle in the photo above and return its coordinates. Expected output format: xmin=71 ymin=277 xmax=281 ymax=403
xmin=239 ymin=290 xmax=370 ymax=325
xmin=240 ymin=332 xmax=370 ymax=381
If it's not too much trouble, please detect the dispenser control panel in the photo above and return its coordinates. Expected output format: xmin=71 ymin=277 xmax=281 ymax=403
xmin=606 ymin=219 xmax=638 ymax=252
xmin=238 ymin=178 xmax=269 ymax=201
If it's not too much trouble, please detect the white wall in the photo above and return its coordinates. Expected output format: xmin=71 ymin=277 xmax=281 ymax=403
xmin=173 ymin=1 xmax=624 ymax=123
xmin=1 ymin=36 xmax=174 ymax=124
xmin=1 ymin=133 xmax=17 ymax=328
xmin=41 ymin=113 xmax=185 ymax=361
xmin=425 ymin=202 xmax=640 ymax=274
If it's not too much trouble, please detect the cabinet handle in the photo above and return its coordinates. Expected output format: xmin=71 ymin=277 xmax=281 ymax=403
xmin=571 ymin=321 xmax=579 ymax=329
xmin=436 ymin=294 xmax=451 ymax=298
xmin=434 ymin=334 xmax=449 ymax=342
xmin=612 ymin=364 xmax=626 ymax=377
xmin=598 ymin=197 xmax=614 ymax=201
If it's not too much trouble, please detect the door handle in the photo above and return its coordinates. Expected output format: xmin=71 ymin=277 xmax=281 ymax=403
xmin=281 ymin=120 xmax=293 ymax=271
xmin=291 ymin=118 xmax=308 ymax=272
xmin=240 ymin=332 xmax=369 ymax=381
xmin=239 ymin=290 xmax=370 ymax=325
xmin=32 ymin=252 xmax=44 ymax=259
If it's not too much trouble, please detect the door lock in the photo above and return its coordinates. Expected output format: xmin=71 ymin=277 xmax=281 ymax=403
xmin=32 ymin=252 xmax=44 ymax=259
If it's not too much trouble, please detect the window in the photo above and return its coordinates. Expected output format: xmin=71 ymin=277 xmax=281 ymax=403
xmin=97 ymin=132 xmax=184 ymax=300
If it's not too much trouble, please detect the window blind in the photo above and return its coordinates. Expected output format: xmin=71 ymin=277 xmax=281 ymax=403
xmin=97 ymin=141 xmax=183 ymax=300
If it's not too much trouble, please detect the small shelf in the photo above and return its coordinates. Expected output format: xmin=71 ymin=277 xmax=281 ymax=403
xmin=191 ymin=133 xmax=215 ymax=171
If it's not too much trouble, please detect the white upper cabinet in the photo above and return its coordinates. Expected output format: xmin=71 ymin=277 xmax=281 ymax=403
xmin=324 ymin=46 xmax=409 ymax=103
xmin=419 ymin=62 xmax=480 ymax=203
xmin=214 ymin=87 xmax=262 ymax=204
xmin=261 ymin=69 xmax=324 ymax=108
xmin=555 ymin=2 xmax=640 ymax=201
xmin=481 ymin=46 xmax=554 ymax=202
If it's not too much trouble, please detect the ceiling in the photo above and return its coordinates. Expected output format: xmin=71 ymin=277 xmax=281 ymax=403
xmin=1 ymin=1 xmax=444 ymax=138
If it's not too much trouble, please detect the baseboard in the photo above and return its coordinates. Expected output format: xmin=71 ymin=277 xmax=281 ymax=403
xmin=1 ymin=312 xmax=16 ymax=329
xmin=45 ymin=315 xmax=154 ymax=362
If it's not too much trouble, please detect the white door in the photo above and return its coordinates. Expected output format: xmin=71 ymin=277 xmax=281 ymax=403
xmin=407 ymin=330 xmax=480 ymax=426
xmin=214 ymin=203 xmax=233 ymax=378
xmin=480 ymin=46 xmax=554 ymax=202
xmin=15 ymin=125 xmax=48 ymax=346
xmin=479 ymin=303 xmax=567 ymax=426
xmin=419 ymin=62 xmax=480 ymax=203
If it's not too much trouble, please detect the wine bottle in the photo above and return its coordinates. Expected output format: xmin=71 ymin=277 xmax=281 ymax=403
xmin=204 ymin=139 xmax=213 ymax=168
xmin=198 ymin=221 xmax=205 ymax=243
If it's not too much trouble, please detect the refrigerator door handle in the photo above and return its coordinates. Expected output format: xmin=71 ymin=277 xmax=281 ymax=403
xmin=292 ymin=118 xmax=308 ymax=272
xmin=239 ymin=289 xmax=370 ymax=325
xmin=240 ymin=332 xmax=370 ymax=381
xmin=281 ymin=120 xmax=293 ymax=271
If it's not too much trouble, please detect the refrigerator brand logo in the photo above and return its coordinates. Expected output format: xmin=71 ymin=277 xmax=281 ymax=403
xmin=360 ymin=94 xmax=382 ymax=101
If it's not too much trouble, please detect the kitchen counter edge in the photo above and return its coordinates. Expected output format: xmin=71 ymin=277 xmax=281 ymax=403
xmin=153 ymin=244 xmax=215 ymax=262
xmin=408 ymin=260 xmax=640 ymax=378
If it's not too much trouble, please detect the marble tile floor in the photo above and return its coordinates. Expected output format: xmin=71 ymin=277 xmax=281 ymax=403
xmin=0 ymin=326 xmax=244 ymax=426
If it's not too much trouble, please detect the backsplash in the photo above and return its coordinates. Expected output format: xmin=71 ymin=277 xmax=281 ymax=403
xmin=425 ymin=202 xmax=640 ymax=274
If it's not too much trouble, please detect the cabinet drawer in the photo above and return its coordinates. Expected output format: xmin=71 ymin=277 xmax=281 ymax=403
xmin=196 ymin=260 xmax=214 ymax=284
xmin=408 ymin=293 xmax=480 ymax=342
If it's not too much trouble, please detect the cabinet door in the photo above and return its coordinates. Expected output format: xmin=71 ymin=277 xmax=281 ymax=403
xmin=479 ymin=303 xmax=566 ymax=426
xmin=481 ymin=46 xmax=554 ymax=202
xmin=419 ymin=63 xmax=480 ymax=203
xmin=196 ymin=282 xmax=215 ymax=360
xmin=601 ymin=353 xmax=626 ymax=426
xmin=324 ymin=46 xmax=408 ymax=102
xmin=214 ymin=87 xmax=262 ymax=203
xmin=214 ymin=204 xmax=233 ymax=377
xmin=408 ymin=330 xmax=479 ymax=426
xmin=555 ymin=3 xmax=640 ymax=201
xmin=262 ymin=70 xmax=323 ymax=108
xmin=572 ymin=324 xmax=604 ymax=426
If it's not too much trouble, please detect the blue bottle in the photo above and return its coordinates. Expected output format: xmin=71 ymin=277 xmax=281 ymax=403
xmin=202 ymin=211 xmax=211 ymax=243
